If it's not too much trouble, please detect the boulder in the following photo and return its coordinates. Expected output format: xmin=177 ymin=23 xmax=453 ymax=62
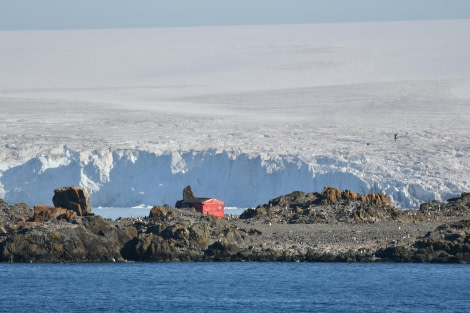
xmin=52 ymin=186 xmax=92 ymax=216
xmin=149 ymin=205 xmax=168 ymax=218
xmin=148 ymin=205 xmax=176 ymax=219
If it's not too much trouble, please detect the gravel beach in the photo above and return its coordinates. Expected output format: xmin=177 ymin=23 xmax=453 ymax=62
xmin=228 ymin=218 xmax=445 ymax=254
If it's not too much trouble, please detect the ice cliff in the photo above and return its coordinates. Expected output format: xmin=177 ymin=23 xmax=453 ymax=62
xmin=0 ymin=146 xmax=461 ymax=209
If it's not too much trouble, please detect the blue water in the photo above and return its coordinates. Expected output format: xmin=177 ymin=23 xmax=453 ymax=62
xmin=0 ymin=263 xmax=468 ymax=312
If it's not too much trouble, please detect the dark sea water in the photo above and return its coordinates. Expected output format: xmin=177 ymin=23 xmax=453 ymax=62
xmin=0 ymin=263 xmax=468 ymax=313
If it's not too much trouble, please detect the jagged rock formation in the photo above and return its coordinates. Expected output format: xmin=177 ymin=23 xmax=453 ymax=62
xmin=239 ymin=187 xmax=400 ymax=224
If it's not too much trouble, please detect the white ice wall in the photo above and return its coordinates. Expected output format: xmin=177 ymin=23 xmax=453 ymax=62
xmin=0 ymin=147 xmax=460 ymax=209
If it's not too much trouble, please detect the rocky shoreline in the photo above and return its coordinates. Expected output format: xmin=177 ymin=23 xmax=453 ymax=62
xmin=1 ymin=186 xmax=470 ymax=263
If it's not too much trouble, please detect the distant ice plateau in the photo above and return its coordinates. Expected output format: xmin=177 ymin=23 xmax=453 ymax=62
xmin=0 ymin=20 xmax=469 ymax=209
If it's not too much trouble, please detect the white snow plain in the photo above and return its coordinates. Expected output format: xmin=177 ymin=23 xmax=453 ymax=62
xmin=0 ymin=20 xmax=469 ymax=210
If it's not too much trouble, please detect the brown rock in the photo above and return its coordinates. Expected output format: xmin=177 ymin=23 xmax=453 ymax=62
xmin=33 ymin=205 xmax=77 ymax=222
xmin=149 ymin=205 xmax=177 ymax=219
xmin=343 ymin=190 xmax=357 ymax=200
xmin=52 ymin=186 xmax=92 ymax=216
xmin=368 ymin=192 xmax=378 ymax=204
xmin=149 ymin=205 xmax=168 ymax=218
xmin=321 ymin=186 xmax=341 ymax=203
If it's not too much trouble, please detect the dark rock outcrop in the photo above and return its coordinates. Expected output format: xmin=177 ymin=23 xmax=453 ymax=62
xmin=52 ymin=186 xmax=92 ymax=216
xmin=418 ymin=192 xmax=470 ymax=220
xmin=0 ymin=200 xmax=33 ymax=233
xmin=373 ymin=193 xmax=470 ymax=263
xmin=121 ymin=211 xmax=250 ymax=262
xmin=239 ymin=187 xmax=400 ymax=224
xmin=2 ymin=189 xmax=470 ymax=263
xmin=376 ymin=219 xmax=470 ymax=263
xmin=1 ymin=214 xmax=137 ymax=263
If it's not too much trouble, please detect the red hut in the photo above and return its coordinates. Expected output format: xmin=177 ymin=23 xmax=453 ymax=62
xmin=177 ymin=185 xmax=225 ymax=218
xmin=188 ymin=198 xmax=225 ymax=219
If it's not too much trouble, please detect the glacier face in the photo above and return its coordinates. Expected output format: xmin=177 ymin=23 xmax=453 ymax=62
xmin=0 ymin=147 xmax=459 ymax=209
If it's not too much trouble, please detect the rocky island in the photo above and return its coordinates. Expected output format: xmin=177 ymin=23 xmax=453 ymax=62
xmin=1 ymin=186 xmax=470 ymax=263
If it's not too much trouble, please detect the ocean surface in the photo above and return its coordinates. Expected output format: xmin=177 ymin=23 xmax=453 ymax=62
xmin=0 ymin=263 xmax=468 ymax=312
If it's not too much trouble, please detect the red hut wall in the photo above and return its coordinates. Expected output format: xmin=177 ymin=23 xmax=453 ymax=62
xmin=193 ymin=199 xmax=224 ymax=218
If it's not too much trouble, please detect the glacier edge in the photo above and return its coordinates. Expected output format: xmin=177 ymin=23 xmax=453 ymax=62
xmin=0 ymin=147 xmax=462 ymax=209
